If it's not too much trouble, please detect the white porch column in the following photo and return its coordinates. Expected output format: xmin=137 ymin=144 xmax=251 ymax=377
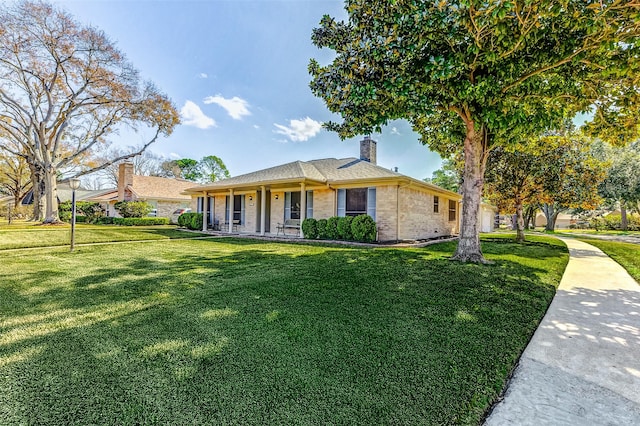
xmin=202 ymin=191 xmax=208 ymax=231
xmin=260 ymin=186 xmax=266 ymax=236
xmin=228 ymin=189 xmax=234 ymax=233
xmin=299 ymin=182 xmax=306 ymax=238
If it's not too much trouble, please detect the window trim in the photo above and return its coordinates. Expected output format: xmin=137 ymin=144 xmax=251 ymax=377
xmin=337 ymin=187 xmax=376 ymax=220
xmin=448 ymin=199 xmax=457 ymax=222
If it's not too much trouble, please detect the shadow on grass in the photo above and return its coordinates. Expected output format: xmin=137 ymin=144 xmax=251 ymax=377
xmin=0 ymin=237 xmax=567 ymax=425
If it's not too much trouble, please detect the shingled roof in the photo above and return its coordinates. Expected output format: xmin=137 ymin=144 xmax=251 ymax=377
xmin=128 ymin=175 xmax=195 ymax=201
xmin=88 ymin=175 xmax=197 ymax=202
xmin=185 ymin=157 xmax=402 ymax=192
xmin=184 ymin=156 xmax=460 ymax=200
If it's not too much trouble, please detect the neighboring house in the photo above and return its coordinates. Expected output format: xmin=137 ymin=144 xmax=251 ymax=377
xmin=21 ymin=181 xmax=106 ymax=205
xmin=535 ymin=212 xmax=576 ymax=229
xmin=479 ymin=203 xmax=498 ymax=233
xmin=88 ymin=163 xmax=197 ymax=218
xmin=184 ymin=137 xmax=462 ymax=242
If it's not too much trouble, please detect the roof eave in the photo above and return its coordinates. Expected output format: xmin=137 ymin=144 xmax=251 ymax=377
xmin=183 ymin=177 xmax=327 ymax=194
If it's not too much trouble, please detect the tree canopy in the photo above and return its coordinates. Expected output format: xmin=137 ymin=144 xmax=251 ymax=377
xmin=310 ymin=0 xmax=639 ymax=262
xmin=597 ymin=141 xmax=640 ymax=229
xmin=0 ymin=0 xmax=179 ymax=222
xmin=162 ymin=156 xmax=230 ymax=183
xmin=424 ymin=158 xmax=461 ymax=193
xmin=484 ymin=134 xmax=605 ymax=239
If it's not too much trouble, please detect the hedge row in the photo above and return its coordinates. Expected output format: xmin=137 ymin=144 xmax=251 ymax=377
xmin=177 ymin=212 xmax=204 ymax=230
xmin=302 ymin=215 xmax=377 ymax=243
xmin=112 ymin=217 xmax=169 ymax=226
xmin=590 ymin=214 xmax=640 ymax=231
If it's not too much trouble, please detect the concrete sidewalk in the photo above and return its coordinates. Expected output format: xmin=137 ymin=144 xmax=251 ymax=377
xmin=485 ymin=238 xmax=640 ymax=425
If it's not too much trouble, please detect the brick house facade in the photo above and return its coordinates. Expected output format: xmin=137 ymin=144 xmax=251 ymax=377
xmin=185 ymin=137 xmax=462 ymax=242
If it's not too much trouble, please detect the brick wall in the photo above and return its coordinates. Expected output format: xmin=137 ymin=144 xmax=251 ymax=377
xmin=397 ymin=187 xmax=458 ymax=240
xmin=241 ymin=191 xmax=258 ymax=233
xmin=156 ymin=201 xmax=187 ymax=218
xmin=375 ymin=185 xmax=399 ymax=241
xmin=311 ymin=188 xmax=335 ymax=219
xmin=270 ymin=191 xmax=285 ymax=232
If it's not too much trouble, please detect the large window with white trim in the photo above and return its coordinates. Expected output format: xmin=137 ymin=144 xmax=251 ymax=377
xmin=285 ymin=191 xmax=313 ymax=219
xmin=337 ymin=188 xmax=376 ymax=220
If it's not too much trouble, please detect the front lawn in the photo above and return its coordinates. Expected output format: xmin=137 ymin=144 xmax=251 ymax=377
xmin=558 ymin=229 xmax=640 ymax=236
xmin=0 ymin=235 xmax=568 ymax=425
xmin=0 ymin=224 xmax=198 ymax=250
xmin=576 ymin=238 xmax=640 ymax=284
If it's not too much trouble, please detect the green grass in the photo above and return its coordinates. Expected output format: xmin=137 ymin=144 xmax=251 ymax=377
xmin=575 ymin=238 xmax=640 ymax=284
xmin=0 ymin=235 xmax=568 ymax=425
xmin=559 ymin=229 xmax=640 ymax=236
xmin=0 ymin=224 xmax=199 ymax=250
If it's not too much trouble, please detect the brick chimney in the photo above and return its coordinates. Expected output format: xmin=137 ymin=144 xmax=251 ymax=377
xmin=117 ymin=162 xmax=134 ymax=201
xmin=360 ymin=135 xmax=377 ymax=164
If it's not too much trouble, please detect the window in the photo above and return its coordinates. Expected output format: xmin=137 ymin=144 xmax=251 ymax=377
xmin=285 ymin=191 xmax=301 ymax=220
xmin=433 ymin=195 xmax=439 ymax=213
xmin=346 ymin=188 xmax=367 ymax=216
xmin=449 ymin=200 xmax=457 ymax=222
xmin=225 ymin=194 xmax=245 ymax=224
xmin=337 ymin=188 xmax=376 ymax=220
xmin=306 ymin=191 xmax=313 ymax=218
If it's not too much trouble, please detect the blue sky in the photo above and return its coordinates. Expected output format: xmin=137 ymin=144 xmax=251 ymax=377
xmin=55 ymin=0 xmax=443 ymax=181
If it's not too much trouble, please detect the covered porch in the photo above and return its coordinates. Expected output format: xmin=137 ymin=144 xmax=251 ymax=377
xmin=190 ymin=178 xmax=326 ymax=238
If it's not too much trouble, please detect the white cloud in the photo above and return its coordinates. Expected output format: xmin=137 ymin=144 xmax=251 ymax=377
xmin=169 ymin=152 xmax=181 ymax=159
xmin=203 ymin=95 xmax=251 ymax=120
xmin=180 ymin=101 xmax=216 ymax=129
xmin=198 ymin=73 xmax=208 ymax=79
xmin=273 ymin=117 xmax=322 ymax=142
xmin=253 ymin=124 xmax=260 ymax=129
xmin=390 ymin=127 xmax=401 ymax=135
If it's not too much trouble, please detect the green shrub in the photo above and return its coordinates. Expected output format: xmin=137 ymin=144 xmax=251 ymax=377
xmin=96 ymin=217 xmax=115 ymax=225
xmin=59 ymin=200 xmax=104 ymax=223
xmin=189 ymin=213 xmax=204 ymax=230
xmin=177 ymin=212 xmax=191 ymax=227
xmin=113 ymin=201 xmax=153 ymax=218
xmin=351 ymin=215 xmax=377 ymax=242
xmin=326 ymin=216 xmax=340 ymax=240
xmin=302 ymin=218 xmax=318 ymax=239
xmin=316 ymin=219 xmax=328 ymax=239
xmin=113 ymin=217 xmax=169 ymax=226
xmin=590 ymin=214 xmax=640 ymax=231
xmin=178 ymin=212 xmax=200 ymax=228
xmin=337 ymin=216 xmax=354 ymax=240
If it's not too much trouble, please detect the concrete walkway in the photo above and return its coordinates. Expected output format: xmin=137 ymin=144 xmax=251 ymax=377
xmin=485 ymin=238 xmax=640 ymax=425
xmin=559 ymin=232 xmax=640 ymax=245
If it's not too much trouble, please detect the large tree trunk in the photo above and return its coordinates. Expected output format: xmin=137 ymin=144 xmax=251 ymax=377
xmin=28 ymin=162 xmax=45 ymax=222
xmin=515 ymin=198 xmax=525 ymax=243
xmin=523 ymin=205 xmax=537 ymax=230
xmin=620 ymin=202 xmax=628 ymax=231
xmin=42 ymin=164 xmax=60 ymax=223
xmin=452 ymin=121 xmax=488 ymax=263
xmin=542 ymin=203 xmax=561 ymax=231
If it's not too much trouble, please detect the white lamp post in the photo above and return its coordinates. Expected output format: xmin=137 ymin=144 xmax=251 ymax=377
xmin=69 ymin=178 xmax=81 ymax=251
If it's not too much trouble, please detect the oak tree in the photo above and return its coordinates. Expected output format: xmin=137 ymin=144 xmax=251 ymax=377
xmin=0 ymin=1 xmax=179 ymax=222
xmin=310 ymin=0 xmax=639 ymax=262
